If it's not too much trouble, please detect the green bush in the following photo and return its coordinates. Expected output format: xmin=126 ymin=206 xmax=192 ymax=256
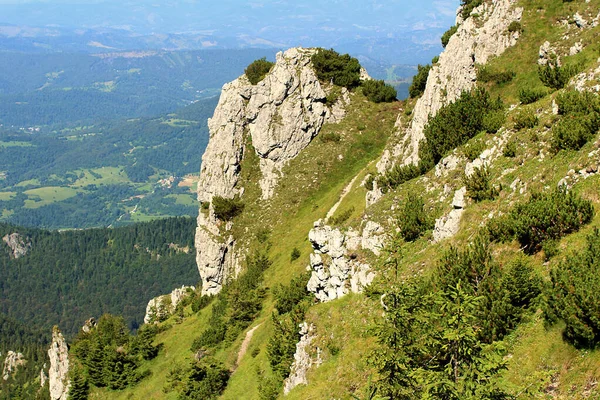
xmin=510 ymin=186 xmax=594 ymax=254
xmin=409 ymin=65 xmax=431 ymax=98
xmin=552 ymin=115 xmax=598 ymax=151
xmin=556 ymin=90 xmax=600 ymax=115
xmin=177 ymin=358 xmax=230 ymax=399
xmin=463 ymin=166 xmax=499 ymax=202
xmin=377 ymin=162 xmax=423 ymax=193
xmin=364 ymin=175 xmax=375 ymax=191
xmin=461 ymin=0 xmax=484 ymax=18
xmin=441 ymin=25 xmax=458 ymax=48
xmin=290 ymin=247 xmax=301 ymax=262
xmin=431 ymin=55 xmax=440 ymax=64
xmin=419 ymin=88 xmax=503 ymax=169
xmin=378 ymin=89 xmax=503 ymax=192
xmin=546 ymin=229 xmax=600 ymax=348
xmin=245 ymin=58 xmax=275 ymax=85
xmin=361 ymin=79 xmax=397 ymax=103
xmin=212 ymin=196 xmax=244 ymax=221
xmin=462 ymin=140 xmax=485 ymax=161
xmin=268 ymin=273 xmax=310 ymax=379
xmin=513 ymin=107 xmax=538 ymax=130
xmin=503 ymin=140 xmax=517 ymax=158
xmin=325 ymin=86 xmax=341 ymax=105
xmin=329 ymin=207 xmax=355 ymax=225
xmin=518 ymin=88 xmax=547 ymax=104
xmin=319 ymin=132 xmax=341 ymax=143
xmin=191 ymin=294 xmax=214 ymax=313
xmin=552 ymin=90 xmax=600 ymax=151
xmin=273 ymin=273 xmax=310 ymax=315
xmin=482 ymin=110 xmax=506 ymax=133
xmin=507 ymin=21 xmax=523 ymax=33
xmin=538 ymin=59 xmax=578 ymax=90
xmin=311 ymin=48 xmax=361 ymax=88
xmin=477 ymin=66 xmax=516 ymax=84
xmin=398 ymin=193 xmax=433 ymax=242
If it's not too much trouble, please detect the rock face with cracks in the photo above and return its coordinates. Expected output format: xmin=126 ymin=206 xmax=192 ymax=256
xmin=306 ymin=219 xmax=381 ymax=302
xmin=376 ymin=0 xmax=523 ymax=175
xmin=2 ymin=351 xmax=26 ymax=381
xmin=196 ymin=47 xmax=347 ymax=295
xmin=2 ymin=233 xmax=31 ymax=259
xmin=283 ymin=322 xmax=321 ymax=394
xmin=143 ymin=285 xmax=195 ymax=323
xmin=48 ymin=327 xmax=69 ymax=400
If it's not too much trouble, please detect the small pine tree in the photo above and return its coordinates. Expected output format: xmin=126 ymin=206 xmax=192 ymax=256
xmin=398 ymin=193 xmax=433 ymax=241
xmin=463 ymin=166 xmax=499 ymax=202
xmin=547 ymin=229 xmax=600 ymax=348
xmin=67 ymin=364 xmax=89 ymax=400
xmin=409 ymin=64 xmax=431 ymax=98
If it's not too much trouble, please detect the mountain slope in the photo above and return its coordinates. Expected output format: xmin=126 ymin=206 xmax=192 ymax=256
xmin=35 ymin=0 xmax=600 ymax=399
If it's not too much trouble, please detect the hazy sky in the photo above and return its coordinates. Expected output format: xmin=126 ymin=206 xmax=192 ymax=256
xmin=0 ymin=0 xmax=459 ymax=35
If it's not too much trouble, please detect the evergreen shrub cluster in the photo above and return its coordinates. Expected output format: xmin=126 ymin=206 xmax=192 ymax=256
xmin=546 ymin=229 xmax=600 ymax=348
xmin=69 ymin=315 xmax=160 ymax=397
xmin=191 ymin=252 xmax=270 ymax=351
xmin=372 ymin=235 xmax=541 ymax=399
xmin=518 ymin=88 xmax=547 ymax=104
xmin=311 ymin=49 xmax=361 ymax=88
xmin=245 ymin=58 xmax=275 ymax=85
xmin=377 ymin=89 xmax=503 ymax=192
xmin=513 ymin=107 xmax=538 ymax=130
xmin=441 ymin=25 xmax=458 ymax=48
xmin=311 ymin=48 xmax=396 ymax=103
xmin=212 ymin=196 xmax=244 ymax=221
xmin=487 ymin=186 xmax=594 ymax=254
xmin=361 ymin=79 xmax=397 ymax=103
xmin=409 ymin=64 xmax=431 ymax=98
xmin=538 ymin=59 xmax=579 ymax=90
xmin=398 ymin=193 xmax=434 ymax=242
xmin=267 ymin=273 xmax=311 ymax=382
xmin=552 ymin=90 xmax=600 ymax=151
xmin=463 ymin=166 xmax=499 ymax=202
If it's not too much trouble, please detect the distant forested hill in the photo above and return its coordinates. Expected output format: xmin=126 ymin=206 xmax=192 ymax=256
xmin=0 ymin=49 xmax=276 ymax=127
xmin=0 ymin=217 xmax=199 ymax=336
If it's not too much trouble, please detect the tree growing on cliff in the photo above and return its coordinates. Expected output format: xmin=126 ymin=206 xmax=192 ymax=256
xmin=245 ymin=58 xmax=275 ymax=85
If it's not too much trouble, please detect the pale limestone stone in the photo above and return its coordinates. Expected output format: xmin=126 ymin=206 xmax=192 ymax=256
xmin=48 ymin=327 xmax=69 ymax=400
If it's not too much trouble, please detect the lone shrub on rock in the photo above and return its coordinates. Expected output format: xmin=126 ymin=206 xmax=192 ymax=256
xmin=245 ymin=57 xmax=274 ymax=85
xmin=212 ymin=196 xmax=244 ymax=221
xmin=311 ymin=48 xmax=361 ymax=88
xmin=409 ymin=64 xmax=431 ymax=98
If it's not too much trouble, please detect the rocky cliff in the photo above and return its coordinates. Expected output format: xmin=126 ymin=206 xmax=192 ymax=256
xmin=2 ymin=232 xmax=31 ymax=259
xmin=48 ymin=327 xmax=69 ymax=400
xmin=196 ymin=47 xmax=348 ymax=295
xmin=376 ymin=0 xmax=523 ymax=176
xmin=2 ymin=350 xmax=26 ymax=381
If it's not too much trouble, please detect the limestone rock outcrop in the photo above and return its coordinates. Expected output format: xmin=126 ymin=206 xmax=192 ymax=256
xmin=433 ymin=187 xmax=467 ymax=242
xmin=48 ymin=327 xmax=69 ymax=400
xmin=376 ymin=0 xmax=523 ymax=175
xmin=283 ymin=322 xmax=321 ymax=395
xmin=2 ymin=351 xmax=26 ymax=381
xmin=306 ymin=220 xmax=380 ymax=302
xmin=143 ymin=285 xmax=195 ymax=324
xmin=196 ymin=47 xmax=346 ymax=295
xmin=2 ymin=233 xmax=31 ymax=259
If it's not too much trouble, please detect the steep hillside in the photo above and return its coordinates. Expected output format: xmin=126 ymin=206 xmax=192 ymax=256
xmin=35 ymin=0 xmax=600 ymax=399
